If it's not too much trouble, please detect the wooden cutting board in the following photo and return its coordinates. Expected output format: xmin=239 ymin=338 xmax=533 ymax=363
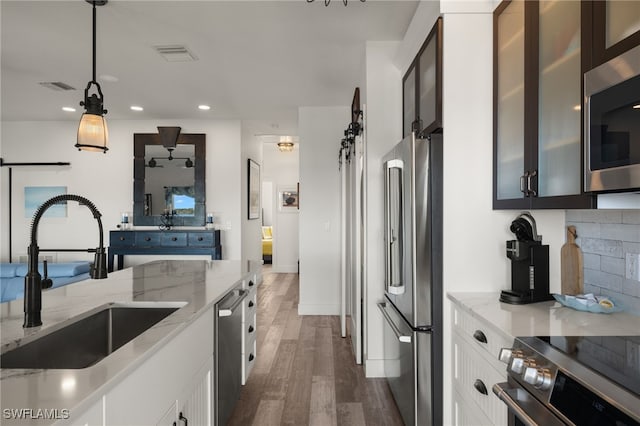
xmin=561 ymin=225 xmax=584 ymax=295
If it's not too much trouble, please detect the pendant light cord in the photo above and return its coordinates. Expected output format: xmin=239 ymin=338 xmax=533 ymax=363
xmin=92 ymin=0 xmax=97 ymax=83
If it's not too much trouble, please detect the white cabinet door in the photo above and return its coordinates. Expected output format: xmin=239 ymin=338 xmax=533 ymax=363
xmin=156 ymin=401 xmax=177 ymax=426
xmin=177 ymin=356 xmax=214 ymax=426
xmin=68 ymin=398 xmax=104 ymax=426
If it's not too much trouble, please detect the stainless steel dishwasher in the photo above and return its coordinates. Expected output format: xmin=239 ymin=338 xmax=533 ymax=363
xmin=215 ymin=284 xmax=247 ymax=426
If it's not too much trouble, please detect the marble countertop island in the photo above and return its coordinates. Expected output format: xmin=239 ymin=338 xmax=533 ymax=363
xmin=448 ymin=292 xmax=640 ymax=338
xmin=0 ymin=259 xmax=260 ymax=425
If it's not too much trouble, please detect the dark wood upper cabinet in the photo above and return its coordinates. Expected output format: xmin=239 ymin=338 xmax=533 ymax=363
xmin=493 ymin=0 xmax=595 ymax=209
xmin=403 ymin=17 xmax=443 ymax=138
xmin=591 ymin=0 xmax=640 ymax=69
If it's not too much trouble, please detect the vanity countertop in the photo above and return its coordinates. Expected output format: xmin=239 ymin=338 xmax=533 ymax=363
xmin=0 ymin=259 xmax=260 ymax=424
xmin=447 ymin=292 xmax=640 ymax=338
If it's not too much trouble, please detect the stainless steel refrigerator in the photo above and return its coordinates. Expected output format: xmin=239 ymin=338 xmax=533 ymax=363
xmin=377 ymin=132 xmax=442 ymax=426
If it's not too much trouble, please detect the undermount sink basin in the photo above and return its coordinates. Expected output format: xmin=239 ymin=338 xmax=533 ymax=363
xmin=0 ymin=302 xmax=186 ymax=370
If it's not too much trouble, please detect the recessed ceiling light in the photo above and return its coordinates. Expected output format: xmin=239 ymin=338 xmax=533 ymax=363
xmin=62 ymin=106 xmax=76 ymax=112
xmin=198 ymin=105 xmax=211 ymax=111
xmin=130 ymin=105 xmax=144 ymax=111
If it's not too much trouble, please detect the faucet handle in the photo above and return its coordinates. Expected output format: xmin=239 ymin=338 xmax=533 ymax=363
xmin=41 ymin=260 xmax=53 ymax=289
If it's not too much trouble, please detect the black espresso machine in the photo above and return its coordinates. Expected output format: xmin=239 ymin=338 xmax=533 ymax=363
xmin=500 ymin=212 xmax=553 ymax=304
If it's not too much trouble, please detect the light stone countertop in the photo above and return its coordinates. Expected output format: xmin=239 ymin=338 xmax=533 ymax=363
xmin=447 ymin=292 xmax=640 ymax=338
xmin=0 ymin=259 xmax=260 ymax=425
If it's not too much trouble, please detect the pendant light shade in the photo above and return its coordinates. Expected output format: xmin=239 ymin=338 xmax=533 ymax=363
xmin=75 ymin=0 xmax=108 ymax=153
xmin=77 ymin=112 xmax=108 ymax=152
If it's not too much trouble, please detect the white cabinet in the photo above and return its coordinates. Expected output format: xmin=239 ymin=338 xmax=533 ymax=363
xmin=177 ymin=356 xmax=214 ymax=426
xmin=451 ymin=303 xmax=511 ymax=426
xmin=241 ymin=277 xmax=258 ymax=385
xmin=70 ymin=398 xmax=104 ymax=426
xmin=68 ymin=307 xmax=215 ymax=426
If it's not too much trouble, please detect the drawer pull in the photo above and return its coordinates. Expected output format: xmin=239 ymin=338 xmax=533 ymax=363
xmin=248 ymin=280 xmax=254 ymax=287
xmin=248 ymin=325 xmax=254 ymax=333
xmin=473 ymin=330 xmax=488 ymax=344
xmin=249 ymin=353 xmax=255 ymax=362
xmin=145 ymin=237 xmax=151 ymax=241
xmin=172 ymin=237 xmax=178 ymax=241
xmin=119 ymin=237 xmax=125 ymax=241
xmin=248 ymin=300 xmax=254 ymax=308
xmin=474 ymin=379 xmax=488 ymax=395
xmin=198 ymin=237 xmax=204 ymax=241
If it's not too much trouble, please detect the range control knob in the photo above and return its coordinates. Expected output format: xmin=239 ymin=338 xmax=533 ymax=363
xmin=511 ymin=356 xmax=536 ymax=374
xmin=498 ymin=348 xmax=523 ymax=364
xmin=523 ymin=367 xmax=553 ymax=390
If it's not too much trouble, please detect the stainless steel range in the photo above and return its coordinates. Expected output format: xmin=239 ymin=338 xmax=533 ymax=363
xmin=493 ymin=336 xmax=640 ymax=426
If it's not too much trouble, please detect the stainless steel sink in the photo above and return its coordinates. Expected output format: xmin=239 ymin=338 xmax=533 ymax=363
xmin=0 ymin=302 xmax=186 ymax=369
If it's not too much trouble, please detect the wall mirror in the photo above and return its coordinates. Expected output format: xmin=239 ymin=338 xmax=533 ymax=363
xmin=133 ymin=129 xmax=206 ymax=226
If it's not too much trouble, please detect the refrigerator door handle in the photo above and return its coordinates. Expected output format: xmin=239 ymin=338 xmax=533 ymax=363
xmin=377 ymin=302 xmax=412 ymax=343
xmin=384 ymin=159 xmax=405 ymax=295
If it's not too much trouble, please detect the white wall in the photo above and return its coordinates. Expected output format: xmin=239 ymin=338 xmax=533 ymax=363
xmin=298 ymin=106 xmax=348 ymax=314
xmin=440 ymin=7 xmax=565 ymax=426
xmin=262 ymin=143 xmax=299 ymax=273
xmin=0 ymin=119 xmax=242 ymax=264
xmin=362 ymin=41 xmax=403 ymax=376
xmin=240 ymin=122 xmax=264 ymax=264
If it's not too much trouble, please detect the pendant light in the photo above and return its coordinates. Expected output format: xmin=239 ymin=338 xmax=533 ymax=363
xmin=75 ymin=0 xmax=109 ymax=153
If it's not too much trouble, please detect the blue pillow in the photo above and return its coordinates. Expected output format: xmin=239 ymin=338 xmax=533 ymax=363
xmin=0 ymin=264 xmax=18 ymax=278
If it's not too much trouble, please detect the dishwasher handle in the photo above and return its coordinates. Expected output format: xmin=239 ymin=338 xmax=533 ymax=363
xmin=218 ymin=289 xmax=248 ymax=317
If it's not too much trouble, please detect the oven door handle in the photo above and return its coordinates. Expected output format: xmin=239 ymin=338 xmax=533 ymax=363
xmin=492 ymin=382 xmax=538 ymax=426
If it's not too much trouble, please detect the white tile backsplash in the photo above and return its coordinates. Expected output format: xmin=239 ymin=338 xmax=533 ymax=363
xmin=567 ymin=209 xmax=640 ymax=315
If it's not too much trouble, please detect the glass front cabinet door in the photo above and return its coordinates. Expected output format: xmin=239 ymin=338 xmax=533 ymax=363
xmin=402 ymin=17 xmax=442 ymax=138
xmin=493 ymin=0 xmax=594 ymax=209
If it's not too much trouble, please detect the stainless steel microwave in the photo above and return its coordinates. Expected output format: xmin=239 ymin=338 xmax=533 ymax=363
xmin=585 ymin=44 xmax=640 ymax=193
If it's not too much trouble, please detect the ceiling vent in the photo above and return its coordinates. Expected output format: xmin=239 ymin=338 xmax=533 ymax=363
xmin=153 ymin=45 xmax=198 ymax=62
xmin=39 ymin=81 xmax=76 ymax=91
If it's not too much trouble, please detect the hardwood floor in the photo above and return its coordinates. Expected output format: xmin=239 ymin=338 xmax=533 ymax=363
xmin=227 ymin=268 xmax=404 ymax=426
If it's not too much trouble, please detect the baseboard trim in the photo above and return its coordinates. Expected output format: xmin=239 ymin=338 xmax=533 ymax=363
xmin=297 ymin=304 xmax=340 ymax=315
xmin=364 ymin=359 xmax=386 ymax=378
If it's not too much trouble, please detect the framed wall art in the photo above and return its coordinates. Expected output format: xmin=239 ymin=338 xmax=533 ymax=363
xmin=248 ymin=159 xmax=261 ymax=220
xmin=278 ymin=186 xmax=299 ymax=212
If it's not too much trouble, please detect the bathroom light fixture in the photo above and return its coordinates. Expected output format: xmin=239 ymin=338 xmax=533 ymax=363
xmin=306 ymin=0 xmax=365 ymax=5
xmin=198 ymin=105 xmax=211 ymax=111
xmin=62 ymin=107 xmax=76 ymax=112
xmin=130 ymin=105 xmax=144 ymax=111
xmin=75 ymin=0 xmax=109 ymax=153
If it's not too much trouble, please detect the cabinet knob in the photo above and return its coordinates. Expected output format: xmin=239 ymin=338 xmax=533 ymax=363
xmin=145 ymin=237 xmax=151 ymax=241
xmin=473 ymin=379 xmax=488 ymax=395
xmin=248 ymin=300 xmax=254 ymax=308
xmin=249 ymin=353 xmax=255 ymax=362
xmin=172 ymin=237 xmax=178 ymax=241
xmin=198 ymin=237 xmax=203 ymax=241
xmin=473 ymin=330 xmax=487 ymax=344
xmin=119 ymin=237 xmax=125 ymax=241
xmin=248 ymin=325 xmax=254 ymax=333
xmin=248 ymin=280 xmax=254 ymax=287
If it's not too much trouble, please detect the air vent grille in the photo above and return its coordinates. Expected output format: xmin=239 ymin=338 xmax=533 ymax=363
xmin=39 ymin=82 xmax=76 ymax=91
xmin=154 ymin=45 xmax=198 ymax=62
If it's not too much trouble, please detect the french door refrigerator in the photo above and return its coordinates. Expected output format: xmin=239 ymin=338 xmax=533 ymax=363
xmin=377 ymin=132 xmax=442 ymax=426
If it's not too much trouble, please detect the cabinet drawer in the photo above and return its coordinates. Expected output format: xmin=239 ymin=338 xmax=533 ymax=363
xmin=110 ymin=232 xmax=135 ymax=247
xmin=242 ymin=339 xmax=256 ymax=385
xmin=453 ymin=388 xmax=494 ymax=426
xmin=452 ymin=305 xmax=512 ymax=371
xmin=135 ymin=232 xmax=162 ymax=246
xmin=453 ymin=333 xmax=508 ymax=426
xmin=188 ymin=232 xmax=214 ymax=247
xmin=162 ymin=233 xmax=187 ymax=246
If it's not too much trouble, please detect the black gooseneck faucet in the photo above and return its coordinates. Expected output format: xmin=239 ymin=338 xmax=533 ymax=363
xmin=24 ymin=194 xmax=108 ymax=328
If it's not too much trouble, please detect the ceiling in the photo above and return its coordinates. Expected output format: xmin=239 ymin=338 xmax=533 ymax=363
xmin=1 ymin=0 xmax=418 ymax=135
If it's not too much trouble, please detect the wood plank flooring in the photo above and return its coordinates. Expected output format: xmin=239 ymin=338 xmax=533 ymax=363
xmin=227 ymin=268 xmax=404 ymax=426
